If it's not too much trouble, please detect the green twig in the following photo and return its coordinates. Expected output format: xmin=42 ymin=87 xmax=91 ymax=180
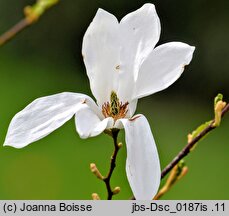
xmin=161 ymin=101 xmax=228 ymax=179
xmin=0 ymin=0 xmax=59 ymax=46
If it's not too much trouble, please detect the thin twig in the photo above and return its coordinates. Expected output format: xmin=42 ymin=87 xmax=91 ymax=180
xmin=0 ymin=19 xmax=31 ymax=46
xmin=131 ymin=103 xmax=229 ymax=200
xmin=0 ymin=0 xmax=59 ymax=47
xmin=161 ymin=103 xmax=229 ymax=178
xmin=221 ymin=103 xmax=229 ymax=117
xmin=103 ymin=129 xmax=120 ymax=200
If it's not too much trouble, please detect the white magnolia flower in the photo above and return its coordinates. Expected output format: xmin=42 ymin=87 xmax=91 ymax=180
xmin=4 ymin=4 xmax=195 ymax=200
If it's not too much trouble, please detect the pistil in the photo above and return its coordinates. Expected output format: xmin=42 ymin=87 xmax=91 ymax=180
xmin=102 ymin=91 xmax=129 ymax=122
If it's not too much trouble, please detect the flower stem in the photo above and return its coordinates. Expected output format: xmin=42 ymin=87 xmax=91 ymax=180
xmin=103 ymin=128 xmax=120 ymax=200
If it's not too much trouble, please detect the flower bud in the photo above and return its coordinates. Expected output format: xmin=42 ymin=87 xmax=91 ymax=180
xmin=90 ymin=163 xmax=104 ymax=180
xmin=113 ymin=186 xmax=121 ymax=195
xmin=92 ymin=193 xmax=100 ymax=200
xmin=187 ymin=133 xmax=192 ymax=143
xmin=177 ymin=166 xmax=188 ymax=181
xmin=118 ymin=142 xmax=123 ymax=148
xmin=214 ymin=101 xmax=226 ymax=127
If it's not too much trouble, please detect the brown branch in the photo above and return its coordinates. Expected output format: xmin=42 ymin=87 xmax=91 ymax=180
xmin=103 ymin=129 xmax=120 ymax=200
xmin=131 ymin=103 xmax=229 ymax=200
xmin=0 ymin=18 xmax=31 ymax=46
xmin=221 ymin=103 xmax=229 ymax=117
xmin=161 ymin=103 xmax=228 ymax=178
xmin=0 ymin=0 xmax=59 ymax=47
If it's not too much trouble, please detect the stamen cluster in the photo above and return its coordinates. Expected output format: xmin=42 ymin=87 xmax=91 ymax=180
xmin=102 ymin=91 xmax=129 ymax=122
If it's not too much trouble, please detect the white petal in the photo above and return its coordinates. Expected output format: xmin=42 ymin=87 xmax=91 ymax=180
xmin=118 ymin=114 xmax=161 ymax=200
xmin=82 ymin=4 xmax=161 ymax=105
xmin=134 ymin=42 xmax=195 ymax=99
xmin=126 ymin=99 xmax=138 ymax=118
xmin=119 ymin=3 xmax=160 ymax=79
xmin=4 ymin=92 xmax=97 ymax=148
xmin=75 ymin=104 xmax=113 ymax=139
xmin=82 ymin=8 xmax=120 ymax=106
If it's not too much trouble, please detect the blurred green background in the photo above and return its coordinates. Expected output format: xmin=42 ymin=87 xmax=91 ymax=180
xmin=0 ymin=0 xmax=228 ymax=200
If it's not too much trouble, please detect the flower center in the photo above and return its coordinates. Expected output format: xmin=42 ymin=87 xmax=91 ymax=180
xmin=102 ymin=91 xmax=129 ymax=121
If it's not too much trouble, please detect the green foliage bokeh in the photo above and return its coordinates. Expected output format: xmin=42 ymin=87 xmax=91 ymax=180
xmin=0 ymin=0 xmax=228 ymax=199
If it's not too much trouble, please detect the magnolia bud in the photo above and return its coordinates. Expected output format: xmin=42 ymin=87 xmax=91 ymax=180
xmin=113 ymin=187 xmax=121 ymax=195
xmin=118 ymin=142 xmax=123 ymax=148
xmin=177 ymin=166 xmax=188 ymax=181
xmin=187 ymin=134 xmax=193 ymax=143
xmin=92 ymin=193 xmax=100 ymax=200
xmin=90 ymin=163 xmax=104 ymax=180
xmin=214 ymin=101 xmax=226 ymax=127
